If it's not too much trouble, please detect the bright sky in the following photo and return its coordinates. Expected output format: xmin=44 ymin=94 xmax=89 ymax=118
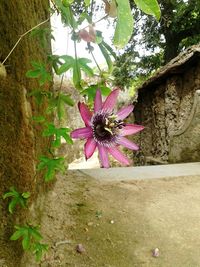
xmin=51 ymin=1 xmax=114 ymax=67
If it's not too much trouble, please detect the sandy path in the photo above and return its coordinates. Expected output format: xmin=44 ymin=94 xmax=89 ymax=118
xmin=20 ymin=171 xmax=200 ymax=267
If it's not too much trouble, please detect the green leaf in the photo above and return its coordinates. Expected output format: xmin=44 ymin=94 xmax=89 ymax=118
xmin=37 ymin=156 xmax=65 ymax=182
xmin=73 ymin=58 xmax=81 ymax=89
xmin=57 ymin=55 xmax=74 ymax=75
xmin=30 ymin=227 xmax=43 ymax=241
xmin=22 ymin=233 xmax=31 ymax=250
xmin=54 ymin=0 xmax=77 ymax=28
xmin=10 ymin=229 xmax=24 ymax=241
xmin=26 ymin=62 xmax=52 ymax=86
xmin=3 ymin=187 xmax=30 ymax=214
xmin=47 ymin=93 xmax=74 ymax=120
xmin=10 ymin=225 xmax=43 ymax=252
xmin=30 ymin=28 xmax=55 ymax=47
xmin=32 ymin=116 xmax=46 ymax=123
xmin=81 ymin=85 xmax=111 ymax=105
xmin=42 ymin=124 xmax=73 ymax=147
xmin=8 ymin=198 xmax=18 ymax=214
xmin=33 ymin=242 xmax=49 ymax=262
xmin=84 ymin=0 xmax=90 ymax=6
xmin=28 ymin=90 xmax=50 ymax=106
xmin=60 ymin=94 xmax=74 ymax=107
xmin=78 ymin=58 xmax=94 ymax=77
xmin=98 ymin=43 xmax=113 ymax=72
xmin=22 ymin=192 xmax=31 ymax=199
xmin=101 ymin=41 xmax=117 ymax=59
xmin=134 ymin=0 xmax=161 ymax=20
xmin=113 ymin=0 xmax=134 ymax=48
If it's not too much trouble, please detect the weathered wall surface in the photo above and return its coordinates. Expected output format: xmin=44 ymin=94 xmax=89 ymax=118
xmin=134 ymin=60 xmax=200 ymax=165
xmin=169 ymin=90 xmax=200 ymax=162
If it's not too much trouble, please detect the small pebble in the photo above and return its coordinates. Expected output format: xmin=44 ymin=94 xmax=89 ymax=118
xmin=152 ymin=248 xmax=159 ymax=257
xmin=110 ymin=220 xmax=114 ymax=224
xmin=76 ymin=244 xmax=85 ymax=254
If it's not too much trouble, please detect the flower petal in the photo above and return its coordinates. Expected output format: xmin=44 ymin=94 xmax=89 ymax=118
xmin=98 ymin=145 xmax=109 ymax=168
xmin=102 ymin=89 xmax=119 ymax=111
xmin=84 ymin=138 xmax=97 ymax=160
xmin=94 ymin=89 xmax=102 ymax=113
xmin=117 ymin=136 xmax=139 ymax=150
xmin=70 ymin=127 xmax=92 ymax=139
xmin=121 ymin=124 xmax=144 ymax=136
xmin=108 ymin=147 xmax=130 ymax=166
xmin=117 ymin=105 xmax=134 ymax=120
xmin=78 ymin=102 xmax=92 ymax=126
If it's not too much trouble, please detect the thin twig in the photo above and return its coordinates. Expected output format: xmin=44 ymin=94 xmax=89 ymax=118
xmin=88 ymin=45 xmax=101 ymax=73
xmin=2 ymin=17 xmax=51 ymax=65
xmin=80 ymin=15 xmax=108 ymax=31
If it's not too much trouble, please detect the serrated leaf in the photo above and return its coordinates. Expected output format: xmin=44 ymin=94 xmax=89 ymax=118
xmin=134 ymin=0 xmax=161 ymax=20
xmin=113 ymin=0 xmax=134 ymax=48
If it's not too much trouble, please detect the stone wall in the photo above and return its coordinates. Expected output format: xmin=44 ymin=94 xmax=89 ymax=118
xmin=134 ymin=60 xmax=200 ymax=165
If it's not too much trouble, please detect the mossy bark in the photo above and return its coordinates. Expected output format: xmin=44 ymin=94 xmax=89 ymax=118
xmin=0 ymin=1 xmax=51 ymax=265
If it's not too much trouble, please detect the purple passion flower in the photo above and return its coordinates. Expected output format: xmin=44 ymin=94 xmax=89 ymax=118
xmin=70 ymin=89 xmax=144 ymax=168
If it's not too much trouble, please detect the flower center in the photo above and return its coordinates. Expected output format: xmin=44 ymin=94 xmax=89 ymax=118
xmin=91 ymin=111 xmax=124 ymax=147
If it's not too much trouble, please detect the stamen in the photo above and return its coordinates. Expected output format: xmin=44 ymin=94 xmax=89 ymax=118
xmin=91 ymin=110 xmax=124 ymax=147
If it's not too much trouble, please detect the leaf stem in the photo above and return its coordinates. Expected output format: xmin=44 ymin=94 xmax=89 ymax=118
xmin=2 ymin=17 xmax=52 ymax=65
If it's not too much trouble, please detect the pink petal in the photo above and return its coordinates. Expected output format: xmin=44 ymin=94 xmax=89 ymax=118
xmin=70 ymin=127 xmax=92 ymax=139
xmin=117 ymin=105 xmax=134 ymax=120
xmin=108 ymin=147 xmax=130 ymax=166
xmin=102 ymin=89 xmax=119 ymax=111
xmin=78 ymin=102 xmax=92 ymax=126
xmin=84 ymin=138 xmax=97 ymax=160
xmin=121 ymin=124 xmax=144 ymax=136
xmin=98 ymin=145 xmax=109 ymax=168
xmin=94 ymin=90 xmax=102 ymax=113
xmin=117 ymin=136 xmax=139 ymax=150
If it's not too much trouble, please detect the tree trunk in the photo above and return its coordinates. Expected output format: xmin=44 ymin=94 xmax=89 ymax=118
xmin=163 ymin=32 xmax=180 ymax=64
xmin=0 ymin=1 xmax=51 ymax=265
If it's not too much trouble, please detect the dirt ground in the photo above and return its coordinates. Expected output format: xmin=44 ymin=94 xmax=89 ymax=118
xmin=18 ymin=171 xmax=200 ymax=267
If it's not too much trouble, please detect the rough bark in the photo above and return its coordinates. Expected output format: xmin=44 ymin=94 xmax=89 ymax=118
xmin=0 ymin=1 xmax=51 ymax=266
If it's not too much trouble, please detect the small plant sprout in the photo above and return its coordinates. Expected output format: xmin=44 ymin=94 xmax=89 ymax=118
xmin=10 ymin=224 xmax=48 ymax=262
xmin=3 ymin=187 xmax=30 ymax=214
